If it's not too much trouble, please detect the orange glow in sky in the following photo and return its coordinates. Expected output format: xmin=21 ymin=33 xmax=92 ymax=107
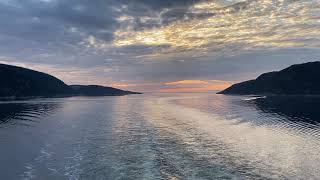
xmin=160 ymin=79 xmax=233 ymax=93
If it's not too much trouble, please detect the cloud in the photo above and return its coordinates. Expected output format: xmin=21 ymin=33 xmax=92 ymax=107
xmin=113 ymin=0 xmax=320 ymax=59
xmin=2 ymin=0 xmax=319 ymax=62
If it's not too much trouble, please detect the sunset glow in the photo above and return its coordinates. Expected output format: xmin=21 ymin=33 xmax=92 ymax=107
xmin=113 ymin=0 xmax=320 ymax=59
xmin=162 ymin=79 xmax=233 ymax=92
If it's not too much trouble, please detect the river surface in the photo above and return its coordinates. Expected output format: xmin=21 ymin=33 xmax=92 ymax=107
xmin=0 ymin=93 xmax=320 ymax=180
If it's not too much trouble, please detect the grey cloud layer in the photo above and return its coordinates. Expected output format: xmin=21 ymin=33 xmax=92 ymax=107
xmin=0 ymin=0 xmax=203 ymax=63
xmin=0 ymin=0 xmax=201 ymax=41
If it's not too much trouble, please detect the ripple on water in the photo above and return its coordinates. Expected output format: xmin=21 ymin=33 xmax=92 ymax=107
xmin=0 ymin=102 xmax=61 ymax=127
xmin=1 ymin=95 xmax=320 ymax=179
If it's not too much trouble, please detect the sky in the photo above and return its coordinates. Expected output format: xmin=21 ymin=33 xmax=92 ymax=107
xmin=0 ymin=0 xmax=319 ymax=92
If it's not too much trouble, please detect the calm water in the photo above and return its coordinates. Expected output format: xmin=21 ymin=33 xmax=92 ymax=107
xmin=0 ymin=93 xmax=320 ymax=180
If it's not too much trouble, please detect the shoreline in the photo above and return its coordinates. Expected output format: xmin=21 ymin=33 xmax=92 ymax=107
xmin=0 ymin=93 xmax=142 ymax=101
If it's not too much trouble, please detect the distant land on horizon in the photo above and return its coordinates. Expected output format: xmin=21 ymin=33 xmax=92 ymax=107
xmin=218 ymin=61 xmax=320 ymax=95
xmin=0 ymin=63 xmax=140 ymax=98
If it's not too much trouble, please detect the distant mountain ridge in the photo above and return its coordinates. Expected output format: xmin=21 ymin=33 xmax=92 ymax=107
xmin=0 ymin=63 xmax=140 ymax=98
xmin=218 ymin=61 xmax=320 ymax=95
xmin=70 ymin=85 xmax=140 ymax=96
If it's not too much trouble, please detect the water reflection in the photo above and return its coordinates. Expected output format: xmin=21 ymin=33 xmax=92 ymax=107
xmin=173 ymin=94 xmax=320 ymax=128
xmin=0 ymin=102 xmax=61 ymax=127
xmin=164 ymin=94 xmax=320 ymax=179
xmin=249 ymin=96 xmax=320 ymax=126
